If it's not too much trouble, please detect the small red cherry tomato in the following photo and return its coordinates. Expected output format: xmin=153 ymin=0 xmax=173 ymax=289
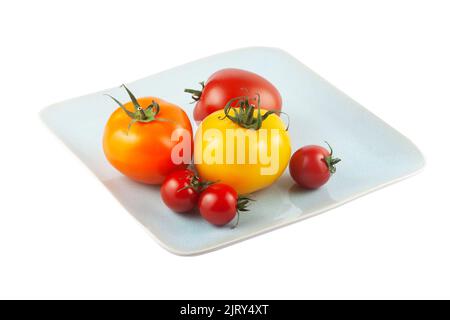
xmin=289 ymin=142 xmax=341 ymax=189
xmin=160 ymin=169 xmax=207 ymax=213
xmin=198 ymin=183 xmax=252 ymax=227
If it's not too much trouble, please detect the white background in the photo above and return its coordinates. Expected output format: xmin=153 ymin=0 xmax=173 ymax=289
xmin=0 ymin=0 xmax=449 ymax=299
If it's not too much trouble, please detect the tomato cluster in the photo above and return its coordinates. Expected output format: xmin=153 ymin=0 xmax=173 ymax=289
xmin=102 ymin=69 xmax=341 ymax=229
xmin=161 ymin=169 xmax=251 ymax=227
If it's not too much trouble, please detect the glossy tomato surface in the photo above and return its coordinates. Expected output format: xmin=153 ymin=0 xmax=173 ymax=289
xmin=191 ymin=68 xmax=282 ymax=122
xmin=103 ymin=97 xmax=193 ymax=184
xmin=198 ymin=184 xmax=238 ymax=226
xmin=194 ymin=109 xmax=291 ymax=194
xmin=161 ymin=169 xmax=199 ymax=213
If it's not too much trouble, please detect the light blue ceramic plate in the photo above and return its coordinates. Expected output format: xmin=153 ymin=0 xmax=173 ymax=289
xmin=40 ymin=47 xmax=425 ymax=255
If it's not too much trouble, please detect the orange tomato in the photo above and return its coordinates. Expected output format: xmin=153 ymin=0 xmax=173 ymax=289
xmin=103 ymin=86 xmax=193 ymax=184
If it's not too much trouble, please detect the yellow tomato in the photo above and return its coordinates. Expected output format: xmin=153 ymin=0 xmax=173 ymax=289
xmin=194 ymin=108 xmax=291 ymax=194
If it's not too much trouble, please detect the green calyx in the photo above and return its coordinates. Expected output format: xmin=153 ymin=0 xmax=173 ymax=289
xmin=105 ymin=84 xmax=165 ymax=133
xmin=177 ymin=175 xmax=216 ymax=193
xmin=232 ymin=196 xmax=255 ymax=229
xmin=323 ymin=141 xmax=341 ymax=174
xmin=184 ymin=81 xmax=205 ymax=102
xmin=219 ymin=95 xmax=277 ymax=130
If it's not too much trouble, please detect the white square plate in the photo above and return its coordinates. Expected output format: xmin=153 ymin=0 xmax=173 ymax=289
xmin=40 ymin=47 xmax=424 ymax=255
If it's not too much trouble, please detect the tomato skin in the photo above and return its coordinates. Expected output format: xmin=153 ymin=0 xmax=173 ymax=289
xmin=194 ymin=109 xmax=291 ymax=194
xmin=103 ymin=97 xmax=193 ymax=185
xmin=289 ymin=146 xmax=332 ymax=189
xmin=198 ymin=184 xmax=238 ymax=226
xmin=160 ymin=169 xmax=199 ymax=213
xmin=192 ymin=68 xmax=282 ymax=122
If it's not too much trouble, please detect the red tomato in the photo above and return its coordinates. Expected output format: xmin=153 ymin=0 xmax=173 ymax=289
xmin=198 ymin=184 xmax=252 ymax=227
xmin=103 ymin=85 xmax=193 ymax=185
xmin=185 ymin=68 xmax=282 ymax=122
xmin=289 ymin=142 xmax=341 ymax=189
xmin=161 ymin=169 xmax=208 ymax=213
